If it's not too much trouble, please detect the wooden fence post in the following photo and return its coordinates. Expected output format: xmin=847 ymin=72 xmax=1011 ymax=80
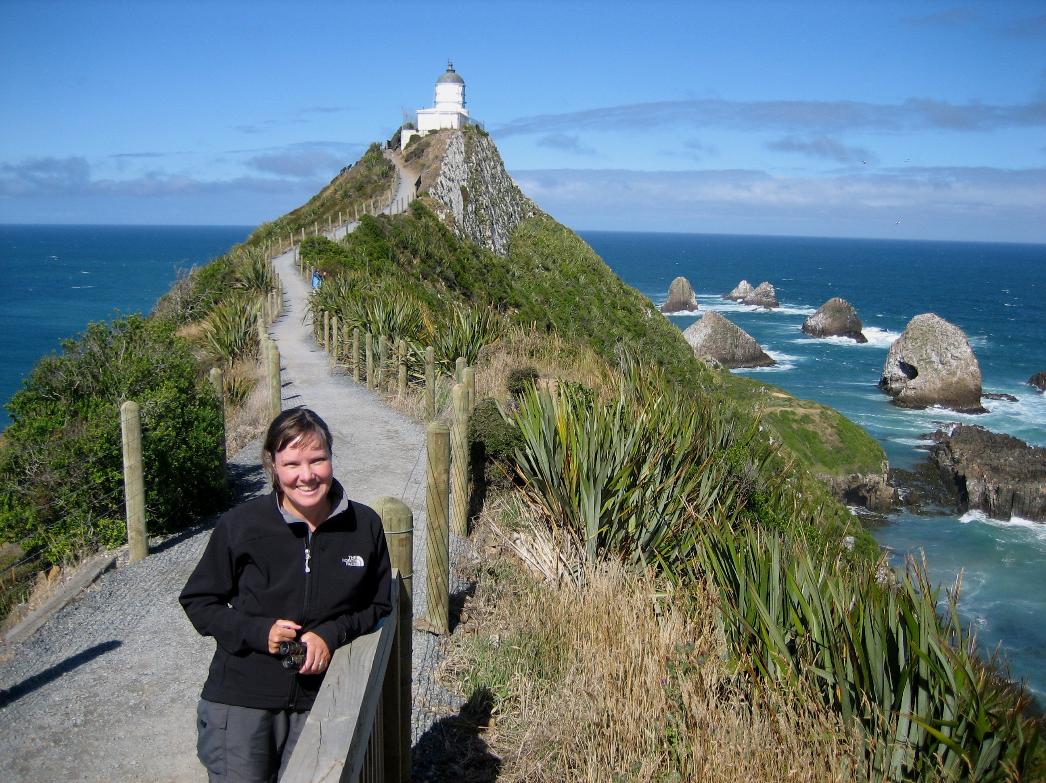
xmin=463 ymin=366 xmax=476 ymax=413
xmin=397 ymin=339 xmax=407 ymax=398
xmin=267 ymin=340 xmax=282 ymax=421
xmin=425 ymin=422 xmax=450 ymax=634
xmin=353 ymin=327 xmax=361 ymax=384
xmin=454 ymin=356 xmax=466 ymax=384
xmin=120 ymin=401 xmax=148 ymax=562
xmin=450 ymin=384 xmax=469 ymax=536
xmin=373 ymin=496 xmax=413 ymax=782
xmin=366 ymin=332 xmax=374 ymax=390
xmin=425 ymin=347 xmax=435 ymax=420
xmin=332 ymin=314 xmax=340 ymax=364
xmin=208 ymin=367 xmax=227 ymax=467
xmin=377 ymin=335 xmax=388 ymax=388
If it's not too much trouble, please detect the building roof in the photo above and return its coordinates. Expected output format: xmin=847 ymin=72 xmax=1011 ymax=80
xmin=436 ymin=62 xmax=464 ymax=85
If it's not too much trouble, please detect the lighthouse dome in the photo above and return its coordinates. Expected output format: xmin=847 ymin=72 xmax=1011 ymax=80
xmin=436 ymin=63 xmax=464 ymax=85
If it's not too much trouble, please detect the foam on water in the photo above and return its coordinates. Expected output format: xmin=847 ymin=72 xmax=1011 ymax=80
xmin=958 ymin=510 xmax=1046 ymax=542
xmin=861 ymin=327 xmax=901 ymax=347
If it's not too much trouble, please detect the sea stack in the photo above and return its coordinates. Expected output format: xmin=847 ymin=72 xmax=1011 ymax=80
xmin=723 ymin=279 xmax=778 ymax=308
xmin=660 ymin=276 xmax=698 ymax=313
xmin=723 ymin=280 xmax=754 ymax=301
xmin=682 ymin=311 xmax=775 ymax=368
xmin=748 ymin=281 xmax=779 ymax=308
xmin=802 ymin=297 xmax=868 ymax=343
xmin=1028 ymin=372 xmax=1046 ymax=393
xmin=878 ymin=313 xmax=984 ymax=412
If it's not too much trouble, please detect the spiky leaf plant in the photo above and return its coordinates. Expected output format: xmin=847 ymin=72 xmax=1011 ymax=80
xmin=202 ymin=296 xmax=260 ymax=366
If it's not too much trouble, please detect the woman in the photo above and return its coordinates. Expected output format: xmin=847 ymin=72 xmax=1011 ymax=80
xmin=180 ymin=407 xmax=392 ymax=782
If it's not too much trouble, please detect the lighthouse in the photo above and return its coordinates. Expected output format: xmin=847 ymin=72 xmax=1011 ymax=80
xmin=402 ymin=62 xmax=471 ymax=148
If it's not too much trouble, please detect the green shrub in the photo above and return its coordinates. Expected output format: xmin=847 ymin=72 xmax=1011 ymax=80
xmin=0 ymin=316 xmax=227 ymax=569
xmin=506 ymin=366 xmax=539 ymax=398
xmin=469 ymin=398 xmax=521 ymax=461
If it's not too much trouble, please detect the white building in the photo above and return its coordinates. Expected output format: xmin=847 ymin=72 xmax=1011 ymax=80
xmin=401 ymin=62 xmax=470 ymax=149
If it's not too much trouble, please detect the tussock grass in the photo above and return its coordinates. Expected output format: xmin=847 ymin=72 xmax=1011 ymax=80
xmin=448 ymin=515 xmax=874 ymax=782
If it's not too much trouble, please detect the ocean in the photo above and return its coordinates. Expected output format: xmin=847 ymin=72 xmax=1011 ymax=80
xmin=0 ymin=225 xmax=251 ymax=429
xmin=1 ymin=224 xmax=1044 ymax=698
xmin=581 ymin=230 xmax=1046 ymax=700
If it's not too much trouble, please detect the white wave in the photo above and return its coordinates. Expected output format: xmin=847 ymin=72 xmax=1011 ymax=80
xmin=774 ymin=304 xmax=817 ymax=316
xmin=69 ymin=285 xmax=96 ymax=289
xmin=661 ymin=308 xmax=701 ymax=317
xmin=79 ymin=270 xmax=90 ymax=275
xmin=734 ymin=349 xmax=799 ymax=373
xmin=958 ymin=510 xmax=1046 ymax=541
xmin=793 ymin=334 xmax=867 ymax=347
xmin=862 ymin=327 xmax=900 ymax=348
xmin=889 ymin=437 xmax=934 ymax=447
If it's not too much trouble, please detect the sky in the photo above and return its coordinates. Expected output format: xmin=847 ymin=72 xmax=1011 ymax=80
xmin=1 ymin=0 xmax=1045 ymax=243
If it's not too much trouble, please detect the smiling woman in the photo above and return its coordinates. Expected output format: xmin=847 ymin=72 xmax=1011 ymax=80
xmin=180 ymin=407 xmax=392 ymax=782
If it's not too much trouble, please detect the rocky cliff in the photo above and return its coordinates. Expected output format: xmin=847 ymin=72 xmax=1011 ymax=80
xmin=930 ymin=425 xmax=1046 ymax=522
xmin=427 ymin=128 xmax=537 ymax=256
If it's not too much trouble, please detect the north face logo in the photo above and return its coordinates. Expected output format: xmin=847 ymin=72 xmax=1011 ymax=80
xmin=342 ymin=555 xmax=364 ymax=567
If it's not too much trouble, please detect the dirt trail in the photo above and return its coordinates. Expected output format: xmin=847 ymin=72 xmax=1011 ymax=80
xmin=0 ymin=183 xmax=466 ymax=779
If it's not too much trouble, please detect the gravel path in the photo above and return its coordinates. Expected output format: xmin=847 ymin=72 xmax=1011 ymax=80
xmin=0 ymin=174 xmax=471 ymax=780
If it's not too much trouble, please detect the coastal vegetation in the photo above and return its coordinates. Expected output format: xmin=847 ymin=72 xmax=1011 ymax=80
xmin=2 ymin=131 xmax=1041 ymax=778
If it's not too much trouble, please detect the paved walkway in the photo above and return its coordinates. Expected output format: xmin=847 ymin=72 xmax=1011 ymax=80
xmin=0 ymin=157 xmax=467 ymax=780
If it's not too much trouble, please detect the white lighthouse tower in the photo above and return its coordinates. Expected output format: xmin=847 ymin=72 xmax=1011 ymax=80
xmin=402 ymin=62 xmax=471 ymax=148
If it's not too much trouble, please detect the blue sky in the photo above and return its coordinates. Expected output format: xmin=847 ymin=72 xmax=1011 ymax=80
xmin=2 ymin=0 xmax=1045 ymax=242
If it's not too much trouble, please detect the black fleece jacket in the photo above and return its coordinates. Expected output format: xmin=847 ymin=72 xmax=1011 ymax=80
xmin=179 ymin=485 xmax=392 ymax=710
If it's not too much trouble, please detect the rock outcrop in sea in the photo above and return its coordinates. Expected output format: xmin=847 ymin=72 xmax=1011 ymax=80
xmin=724 ymin=280 xmax=754 ymax=301
xmin=878 ymin=313 xmax=984 ymax=413
xmin=660 ymin=276 xmax=698 ymax=313
xmin=682 ymin=311 xmax=775 ymax=368
xmin=929 ymin=425 xmax=1046 ymax=522
xmin=802 ymin=297 xmax=868 ymax=343
xmin=1028 ymin=371 xmax=1046 ymax=393
xmin=428 ymin=129 xmax=536 ymax=256
xmin=723 ymin=279 xmax=778 ymax=308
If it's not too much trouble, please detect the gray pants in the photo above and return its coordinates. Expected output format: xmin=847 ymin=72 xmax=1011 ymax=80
xmin=196 ymin=699 xmax=309 ymax=782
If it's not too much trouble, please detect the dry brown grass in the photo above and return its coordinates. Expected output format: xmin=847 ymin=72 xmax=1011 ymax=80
xmin=223 ymin=358 xmax=270 ymax=455
xmin=444 ymin=508 xmax=877 ymax=783
xmin=473 ymin=326 xmax=615 ymax=403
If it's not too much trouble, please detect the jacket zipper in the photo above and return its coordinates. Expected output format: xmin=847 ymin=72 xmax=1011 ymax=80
xmin=289 ymin=528 xmax=313 ymax=709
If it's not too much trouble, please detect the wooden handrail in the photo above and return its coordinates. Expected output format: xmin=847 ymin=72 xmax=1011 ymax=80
xmin=281 ymin=571 xmax=402 ymax=783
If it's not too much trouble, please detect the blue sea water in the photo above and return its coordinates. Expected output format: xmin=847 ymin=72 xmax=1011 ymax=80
xmin=0 ymin=225 xmax=251 ymax=429
xmin=581 ymin=230 xmax=1046 ymax=700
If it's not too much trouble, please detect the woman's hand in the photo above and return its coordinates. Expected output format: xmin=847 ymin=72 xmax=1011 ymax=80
xmin=268 ymin=619 xmax=301 ymax=654
xmin=297 ymin=631 xmax=331 ymax=675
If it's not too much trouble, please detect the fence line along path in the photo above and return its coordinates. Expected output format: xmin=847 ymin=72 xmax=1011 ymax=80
xmin=0 ymin=153 xmax=458 ymax=781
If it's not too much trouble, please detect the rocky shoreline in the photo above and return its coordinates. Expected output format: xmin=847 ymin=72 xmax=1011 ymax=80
xmin=890 ymin=425 xmax=1046 ymax=523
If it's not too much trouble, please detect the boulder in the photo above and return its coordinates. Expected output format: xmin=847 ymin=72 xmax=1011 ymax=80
xmin=802 ymin=297 xmax=867 ymax=343
xmin=722 ymin=279 xmax=778 ymax=308
xmin=1028 ymin=372 xmax=1046 ymax=392
xmin=929 ymin=425 xmax=1046 ymax=522
xmin=821 ymin=471 xmax=895 ymax=513
xmin=723 ymin=280 xmax=754 ymax=301
xmin=660 ymin=276 xmax=698 ymax=313
xmin=682 ymin=311 xmax=775 ymax=369
xmin=878 ymin=313 xmax=985 ymax=413
xmin=748 ymin=281 xmax=779 ymax=308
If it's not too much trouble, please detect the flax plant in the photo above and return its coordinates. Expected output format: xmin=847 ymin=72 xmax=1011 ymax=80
xmin=511 ymin=377 xmax=751 ymax=564
xmin=694 ymin=525 xmax=1043 ymax=780
xmin=201 ymin=296 xmax=261 ymax=366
